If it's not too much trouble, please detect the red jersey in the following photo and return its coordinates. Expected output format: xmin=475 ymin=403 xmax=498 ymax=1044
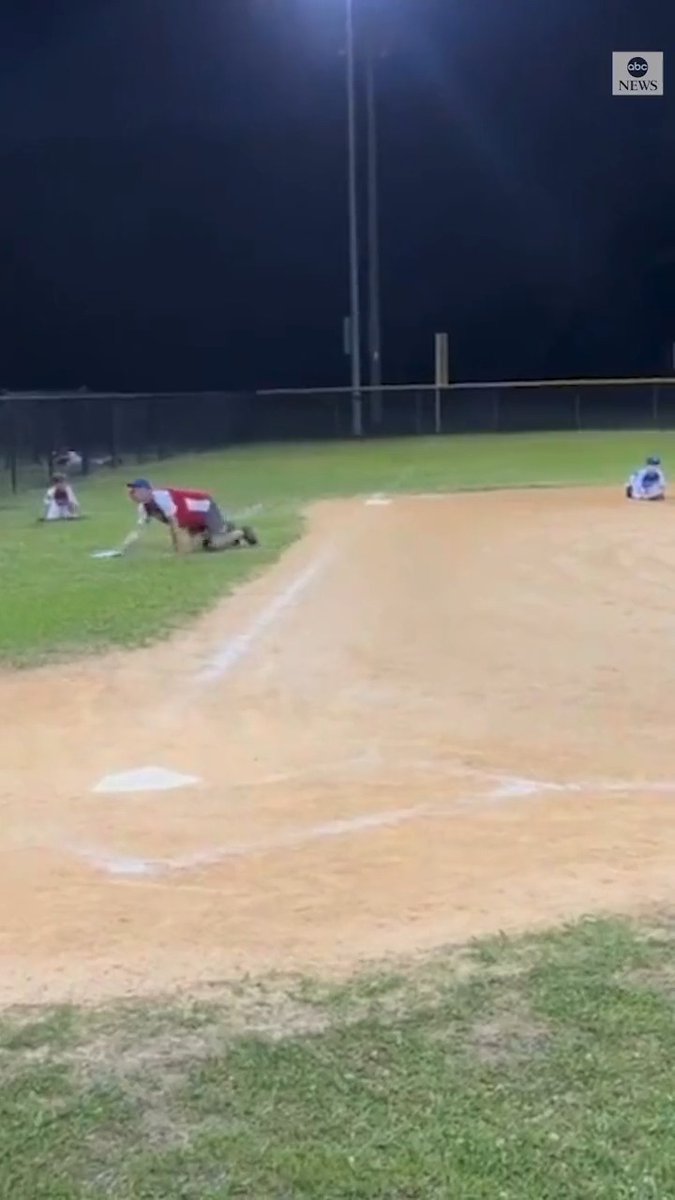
xmin=142 ymin=487 xmax=213 ymax=530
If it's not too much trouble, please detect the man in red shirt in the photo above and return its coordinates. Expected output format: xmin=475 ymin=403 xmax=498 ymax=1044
xmin=126 ymin=479 xmax=258 ymax=553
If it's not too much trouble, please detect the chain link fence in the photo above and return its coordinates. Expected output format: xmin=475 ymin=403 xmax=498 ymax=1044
xmin=257 ymin=378 xmax=675 ymax=438
xmin=0 ymin=390 xmax=253 ymax=495
xmin=2 ymin=379 xmax=675 ymax=494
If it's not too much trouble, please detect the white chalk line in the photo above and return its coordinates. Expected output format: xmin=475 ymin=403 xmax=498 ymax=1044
xmin=144 ymin=495 xmax=330 ymax=718
xmin=143 ymin=469 xmax=416 ymax=726
xmin=192 ymin=476 xmax=402 ymax=686
xmin=364 ymin=487 xmax=579 ymax=505
xmin=66 ymin=769 xmax=675 ymax=882
xmin=194 ymin=551 xmax=332 ymax=685
xmin=67 ymin=804 xmax=428 ymax=880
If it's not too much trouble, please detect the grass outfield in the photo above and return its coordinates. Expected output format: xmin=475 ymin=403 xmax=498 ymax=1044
xmin=0 ymin=430 xmax=670 ymax=665
xmin=3 ymin=917 xmax=675 ymax=1198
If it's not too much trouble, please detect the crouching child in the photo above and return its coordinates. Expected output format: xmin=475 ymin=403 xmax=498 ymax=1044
xmin=42 ymin=474 xmax=81 ymax=520
xmin=625 ymin=456 xmax=666 ymax=501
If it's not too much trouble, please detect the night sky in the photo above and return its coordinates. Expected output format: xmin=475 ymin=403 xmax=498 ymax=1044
xmin=1 ymin=0 xmax=675 ymax=392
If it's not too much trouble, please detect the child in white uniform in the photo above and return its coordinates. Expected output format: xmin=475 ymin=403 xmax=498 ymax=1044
xmin=625 ymin=456 xmax=666 ymax=501
xmin=42 ymin=474 xmax=81 ymax=520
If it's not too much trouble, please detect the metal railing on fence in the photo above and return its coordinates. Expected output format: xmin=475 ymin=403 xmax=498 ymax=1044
xmin=2 ymin=377 xmax=675 ymax=493
xmin=257 ymin=377 xmax=675 ymax=438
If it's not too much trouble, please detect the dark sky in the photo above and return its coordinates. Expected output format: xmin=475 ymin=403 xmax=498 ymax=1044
xmin=1 ymin=0 xmax=675 ymax=390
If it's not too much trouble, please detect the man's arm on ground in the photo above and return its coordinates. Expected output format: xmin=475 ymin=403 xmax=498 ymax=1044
xmin=168 ymin=517 xmax=183 ymax=552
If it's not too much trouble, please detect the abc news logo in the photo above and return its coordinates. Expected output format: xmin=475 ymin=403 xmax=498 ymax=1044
xmin=612 ymin=52 xmax=664 ymax=95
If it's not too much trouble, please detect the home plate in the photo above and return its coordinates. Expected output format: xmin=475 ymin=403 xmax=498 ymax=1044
xmin=93 ymin=767 xmax=201 ymax=795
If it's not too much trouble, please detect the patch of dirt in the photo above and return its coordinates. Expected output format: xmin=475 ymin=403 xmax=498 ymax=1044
xmin=74 ymin=992 xmax=334 ymax=1078
xmin=624 ymin=966 xmax=675 ymax=1001
xmin=3 ymin=489 xmax=675 ymax=1005
xmin=469 ymin=1006 xmax=551 ymax=1065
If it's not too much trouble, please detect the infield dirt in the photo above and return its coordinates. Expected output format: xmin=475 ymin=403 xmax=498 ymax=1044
xmin=1 ymin=488 xmax=673 ymax=1005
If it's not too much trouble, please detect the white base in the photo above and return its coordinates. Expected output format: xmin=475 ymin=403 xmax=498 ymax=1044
xmin=93 ymin=767 xmax=201 ymax=794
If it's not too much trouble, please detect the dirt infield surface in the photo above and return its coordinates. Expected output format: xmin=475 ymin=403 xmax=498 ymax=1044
xmin=2 ymin=487 xmax=674 ymax=1006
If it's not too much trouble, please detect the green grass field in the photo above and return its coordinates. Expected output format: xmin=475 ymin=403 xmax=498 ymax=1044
xmin=3 ymin=430 xmax=674 ymax=1198
xmin=4 ymin=917 xmax=675 ymax=1198
xmin=0 ymin=430 xmax=670 ymax=665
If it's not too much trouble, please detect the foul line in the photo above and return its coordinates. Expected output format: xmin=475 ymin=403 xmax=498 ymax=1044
xmin=191 ymin=477 xmax=406 ymax=687
xmin=194 ymin=552 xmax=332 ymax=685
xmin=69 ymin=804 xmax=428 ymax=879
xmin=67 ymin=770 xmax=675 ymax=883
xmin=170 ymin=469 xmax=415 ymax=697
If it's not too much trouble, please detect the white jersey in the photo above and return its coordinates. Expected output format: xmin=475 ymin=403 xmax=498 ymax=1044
xmin=137 ymin=489 xmax=178 ymax=524
xmin=43 ymin=482 xmax=79 ymax=520
xmin=45 ymin=483 xmax=77 ymax=505
xmin=628 ymin=465 xmax=666 ymax=499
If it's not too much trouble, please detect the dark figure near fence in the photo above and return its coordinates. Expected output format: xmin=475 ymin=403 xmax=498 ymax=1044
xmin=49 ymin=448 xmax=123 ymax=476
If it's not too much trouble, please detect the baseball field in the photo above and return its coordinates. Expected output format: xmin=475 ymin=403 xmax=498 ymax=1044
xmin=4 ymin=430 xmax=675 ymax=1197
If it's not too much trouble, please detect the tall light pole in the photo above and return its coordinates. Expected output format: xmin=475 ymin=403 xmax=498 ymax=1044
xmin=365 ymin=42 xmax=382 ymax=424
xmin=345 ymin=0 xmax=363 ymax=436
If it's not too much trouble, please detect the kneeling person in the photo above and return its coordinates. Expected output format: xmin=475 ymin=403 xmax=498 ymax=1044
xmin=127 ymin=479 xmax=258 ymax=552
xmin=42 ymin=474 xmax=80 ymax=520
xmin=625 ymin=456 xmax=666 ymax=501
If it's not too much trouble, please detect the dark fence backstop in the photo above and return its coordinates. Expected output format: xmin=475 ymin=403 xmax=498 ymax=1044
xmin=2 ymin=378 xmax=675 ymax=493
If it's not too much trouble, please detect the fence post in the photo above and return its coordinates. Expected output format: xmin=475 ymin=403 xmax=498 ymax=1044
xmin=147 ymin=397 xmax=160 ymax=460
xmin=652 ymin=384 xmax=660 ymax=427
xmin=8 ymin=399 xmax=18 ymax=494
xmin=109 ymin=399 xmax=120 ymax=465
xmin=30 ymin=399 xmax=42 ymax=464
xmin=414 ymin=391 xmax=423 ymax=435
xmin=136 ymin=399 xmax=146 ymax=462
xmin=574 ymin=392 xmax=581 ymax=431
xmin=492 ymin=392 xmax=500 ymax=432
xmin=333 ymin=397 xmax=342 ymax=438
xmin=434 ymin=386 xmax=442 ymax=435
xmin=49 ymin=400 xmax=62 ymax=470
xmin=80 ymin=397 xmax=91 ymax=476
